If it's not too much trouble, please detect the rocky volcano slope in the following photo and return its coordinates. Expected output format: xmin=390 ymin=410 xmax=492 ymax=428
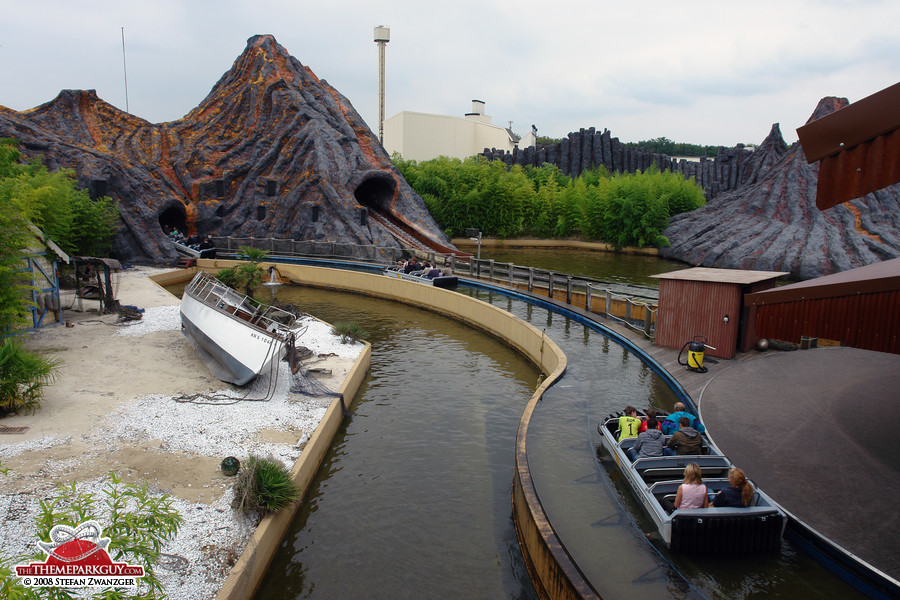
xmin=659 ymin=98 xmax=900 ymax=280
xmin=0 ymin=35 xmax=452 ymax=263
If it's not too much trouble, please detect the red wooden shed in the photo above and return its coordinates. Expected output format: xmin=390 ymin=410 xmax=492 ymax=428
xmin=652 ymin=267 xmax=786 ymax=359
xmin=745 ymin=257 xmax=900 ymax=355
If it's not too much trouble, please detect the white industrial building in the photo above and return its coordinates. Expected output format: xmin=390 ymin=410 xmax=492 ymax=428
xmin=383 ymin=100 xmax=535 ymax=162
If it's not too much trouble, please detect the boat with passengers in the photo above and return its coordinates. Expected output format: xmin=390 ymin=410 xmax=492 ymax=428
xmin=383 ymin=265 xmax=458 ymax=289
xmin=598 ymin=412 xmax=786 ymax=553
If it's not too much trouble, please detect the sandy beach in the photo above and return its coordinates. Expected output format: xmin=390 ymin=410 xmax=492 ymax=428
xmin=0 ymin=267 xmax=363 ymax=599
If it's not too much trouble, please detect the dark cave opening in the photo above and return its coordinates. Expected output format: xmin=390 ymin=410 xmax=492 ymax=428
xmin=158 ymin=205 xmax=187 ymax=235
xmin=353 ymin=171 xmax=396 ymax=211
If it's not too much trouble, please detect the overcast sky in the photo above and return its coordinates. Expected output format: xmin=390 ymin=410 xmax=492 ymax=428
xmin=2 ymin=0 xmax=898 ymax=148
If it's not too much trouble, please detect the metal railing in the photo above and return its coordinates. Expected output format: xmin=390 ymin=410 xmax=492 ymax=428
xmin=208 ymin=236 xmax=659 ymax=339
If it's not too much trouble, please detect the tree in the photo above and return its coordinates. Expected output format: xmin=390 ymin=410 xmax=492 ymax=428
xmin=235 ymin=246 xmax=269 ymax=296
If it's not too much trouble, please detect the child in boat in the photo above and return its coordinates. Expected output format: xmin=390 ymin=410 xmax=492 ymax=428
xmin=628 ymin=417 xmax=664 ymax=460
xmin=713 ymin=467 xmax=755 ymax=507
xmin=674 ymin=463 xmax=709 ymax=509
xmin=638 ymin=408 xmax=662 ymax=433
xmin=617 ymin=406 xmax=641 ymax=441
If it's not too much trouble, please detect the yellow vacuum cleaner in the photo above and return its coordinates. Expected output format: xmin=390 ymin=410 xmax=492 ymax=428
xmin=678 ymin=335 xmax=716 ymax=373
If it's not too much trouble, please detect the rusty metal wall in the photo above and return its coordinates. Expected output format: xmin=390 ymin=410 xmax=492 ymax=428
xmin=655 ymin=280 xmax=742 ymax=358
xmin=755 ymin=290 xmax=900 ymax=354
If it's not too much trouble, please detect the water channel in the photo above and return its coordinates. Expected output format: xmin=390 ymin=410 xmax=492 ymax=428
xmin=214 ymin=252 xmax=865 ymax=599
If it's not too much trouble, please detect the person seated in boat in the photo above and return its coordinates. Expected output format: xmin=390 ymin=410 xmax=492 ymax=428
xmin=675 ymin=463 xmax=709 ymax=510
xmin=628 ymin=417 xmax=664 ymax=461
xmin=441 ymin=261 xmax=453 ymax=276
xmin=403 ymin=257 xmax=420 ymax=274
xmin=665 ymin=417 xmax=703 ymax=456
xmin=638 ymin=408 xmax=662 ymax=433
xmin=617 ymin=406 xmax=641 ymax=442
xmin=661 ymin=402 xmax=705 ymax=435
xmin=198 ymin=236 xmax=216 ymax=258
xmin=424 ymin=264 xmax=442 ymax=279
xmin=712 ymin=467 xmax=755 ymax=507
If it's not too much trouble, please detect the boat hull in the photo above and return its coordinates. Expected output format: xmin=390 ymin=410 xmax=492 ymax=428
xmin=180 ymin=274 xmax=288 ymax=385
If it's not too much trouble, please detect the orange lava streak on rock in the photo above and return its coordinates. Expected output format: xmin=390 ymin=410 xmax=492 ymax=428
xmin=158 ymin=128 xmax=196 ymax=229
xmin=78 ymin=92 xmax=104 ymax=150
xmin=843 ymin=201 xmax=883 ymax=243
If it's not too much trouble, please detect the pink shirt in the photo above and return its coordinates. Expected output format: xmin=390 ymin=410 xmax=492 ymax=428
xmin=678 ymin=483 xmax=707 ymax=509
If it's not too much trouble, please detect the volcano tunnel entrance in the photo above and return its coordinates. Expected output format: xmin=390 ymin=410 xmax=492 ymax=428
xmin=158 ymin=205 xmax=188 ymax=236
xmin=354 ymin=170 xmax=396 ymax=211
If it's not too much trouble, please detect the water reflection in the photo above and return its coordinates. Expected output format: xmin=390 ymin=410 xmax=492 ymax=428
xmin=255 ymin=286 xmax=540 ymax=599
xmin=473 ymin=246 xmax=690 ymax=288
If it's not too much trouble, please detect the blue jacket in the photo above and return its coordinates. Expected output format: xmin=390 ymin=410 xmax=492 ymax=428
xmin=662 ymin=410 xmax=705 ymax=435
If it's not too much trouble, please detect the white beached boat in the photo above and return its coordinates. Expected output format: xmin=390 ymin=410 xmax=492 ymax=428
xmin=598 ymin=414 xmax=786 ymax=553
xmin=180 ymin=271 xmax=299 ymax=385
xmin=383 ymin=266 xmax=458 ymax=289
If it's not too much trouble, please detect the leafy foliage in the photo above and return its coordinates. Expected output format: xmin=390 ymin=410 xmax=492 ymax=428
xmin=0 ymin=473 xmax=183 ymax=599
xmin=234 ymin=455 xmax=300 ymax=513
xmin=234 ymin=246 xmax=269 ymax=296
xmin=395 ymin=155 xmax=705 ymax=249
xmin=0 ymin=337 xmax=60 ymax=417
xmin=331 ymin=321 xmax=367 ymax=344
xmin=624 ymin=136 xmax=721 ymax=158
xmin=0 ymin=138 xmax=119 ymax=332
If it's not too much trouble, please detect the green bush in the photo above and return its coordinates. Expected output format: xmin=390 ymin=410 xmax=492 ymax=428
xmin=234 ymin=455 xmax=300 ymax=513
xmin=0 ymin=337 xmax=60 ymax=417
xmin=331 ymin=321 xmax=367 ymax=344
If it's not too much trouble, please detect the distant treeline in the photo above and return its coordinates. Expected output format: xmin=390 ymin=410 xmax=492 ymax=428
xmin=394 ymin=155 xmax=706 ymax=249
xmin=534 ymin=135 xmax=721 ymax=157
xmin=624 ymin=137 xmax=719 ymax=158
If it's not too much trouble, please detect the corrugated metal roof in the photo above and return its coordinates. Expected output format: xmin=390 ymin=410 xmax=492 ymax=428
xmin=746 ymin=257 xmax=900 ymax=306
xmin=796 ymin=81 xmax=900 ymax=210
xmin=652 ymin=267 xmax=787 ymax=285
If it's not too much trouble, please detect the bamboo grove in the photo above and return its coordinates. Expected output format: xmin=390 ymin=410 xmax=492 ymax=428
xmin=393 ymin=155 xmax=706 ymax=248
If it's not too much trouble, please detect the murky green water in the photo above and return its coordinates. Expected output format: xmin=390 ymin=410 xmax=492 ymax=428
xmin=471 ymin=246 xmax=690 ymax=287
xmin=248 ymin=280 xmax=863 ymax=600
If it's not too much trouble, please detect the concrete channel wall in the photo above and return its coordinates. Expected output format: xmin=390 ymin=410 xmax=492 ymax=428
xmin=163 ymin=260 xmax=572 ymax=599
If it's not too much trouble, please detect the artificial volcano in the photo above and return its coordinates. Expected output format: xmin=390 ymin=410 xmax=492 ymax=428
xmin=659 ymin=98 xmax=900 ymax=280
xmin=0 ymin=34 xmax=454 ymax=263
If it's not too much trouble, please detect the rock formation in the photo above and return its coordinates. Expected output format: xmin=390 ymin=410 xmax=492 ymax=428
xmin=0 ymin=35 xmax=454 ymax=264
xmin=658 ymin=98 xmax=900 ymax=280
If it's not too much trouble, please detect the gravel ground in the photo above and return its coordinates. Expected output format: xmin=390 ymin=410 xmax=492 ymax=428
xmin=0 ymin=301 xmax=364 ymax=599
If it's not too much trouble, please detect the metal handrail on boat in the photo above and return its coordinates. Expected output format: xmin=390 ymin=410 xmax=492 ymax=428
xmin=185 ymin=272 xmax=297 ymax=337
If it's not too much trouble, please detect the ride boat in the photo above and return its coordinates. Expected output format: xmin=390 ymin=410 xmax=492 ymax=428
xmin=383 ymin=265 xmax=458 ymax=289
xmin=180 ymin=270 xmax=300 ymax=385
xmin=597 ymin=414 xmax=786 ymax=553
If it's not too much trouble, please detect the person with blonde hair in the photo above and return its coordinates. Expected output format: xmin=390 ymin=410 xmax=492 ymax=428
xmin=713 ymin=467 xmax=755 ymax=507
xmin=674 ymin=463 xmax=709 ymax=509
